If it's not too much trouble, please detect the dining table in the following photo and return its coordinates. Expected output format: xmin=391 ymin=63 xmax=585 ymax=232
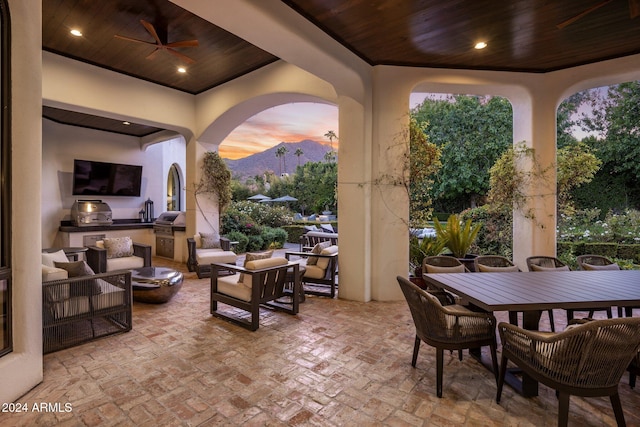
xmin=423 ymin=270 xmax=640 ymax=397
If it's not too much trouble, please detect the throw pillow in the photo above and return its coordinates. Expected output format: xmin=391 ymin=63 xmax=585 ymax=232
xmin=582 ymin=263 xmax=620 ymax=271
xmin=425 ymin=264 xmax=466 ymax=274
xmin=53 ymin=261 xmax=102 ymax=296
xmin=42 ymin=249 xmax=69 ymax=267
xmin=238 ymin=250 xmax=274 ymax=283
xmin=477 ymin=264 xmax=520 ymax=272
xmin=103 ymin=237 xmax=133 ymax=259
xmin=306 ymin=241 xmax=332 ymax=266
xmin=531 ymin=264 xmax=570 ymax=272
xmin=200 ymin=232 xmax=221 ymax=249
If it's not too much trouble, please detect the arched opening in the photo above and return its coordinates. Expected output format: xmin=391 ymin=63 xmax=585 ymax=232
xmin=167 ymin=163 xmax=181 ymax=211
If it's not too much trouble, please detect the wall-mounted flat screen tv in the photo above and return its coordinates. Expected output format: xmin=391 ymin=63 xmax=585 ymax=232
xmin=72 ymin=159 xmax=143 ymax=197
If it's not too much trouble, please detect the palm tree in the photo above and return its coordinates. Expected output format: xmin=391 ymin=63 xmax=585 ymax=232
xmin=294 ymin=148 xmax=304 ymax=168
xmin=324 ymin=130 xmax=338 ymax=163
xmin=275 ymin=145 xmax=288 ymax=175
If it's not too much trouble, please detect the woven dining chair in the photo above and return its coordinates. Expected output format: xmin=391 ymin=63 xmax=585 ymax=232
xmin=525 ymin=256 xmax=572 ymax=332
xmin=397 ymin=276 xmax=498 ymax=398
xmin=497 ymin=317 xmax=640 ymax=427
xmin=422 ymin=255 xmax=469 ymax=273
xmin=474 ymin=255 xmax=522 ymax=326
xmin=576 ymin=254 xmax=618 ymax=318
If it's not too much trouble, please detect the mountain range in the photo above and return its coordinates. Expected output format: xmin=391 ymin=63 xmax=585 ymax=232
xmin=223 ymin=139 xmax=334 ymax=180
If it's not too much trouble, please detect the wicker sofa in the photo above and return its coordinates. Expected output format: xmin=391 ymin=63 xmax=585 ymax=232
xmin=42 ymin=270 xmax=132 ymax=354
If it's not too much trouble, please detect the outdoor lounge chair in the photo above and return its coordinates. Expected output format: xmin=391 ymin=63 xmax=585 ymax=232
xmin=397 ymin=276 xmax=498 ymax=398
xmin=497 ymin=317 xmax=640 ymax=427
xmin=210 ymin=257 xmax=300 ymax=331
xmin=285 ymin=245 xmax=338 ymax=298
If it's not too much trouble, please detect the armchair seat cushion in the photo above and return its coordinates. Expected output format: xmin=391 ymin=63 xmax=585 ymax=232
xmin=196 ymin=249 xmax=238 ymax=266
xmin=106 ymin=256 xmax=145 ymax=271
xmin=42 ymin=265 xmax=68 ymax=282
xmin=216 ymin=273 xmax=249 ymax=301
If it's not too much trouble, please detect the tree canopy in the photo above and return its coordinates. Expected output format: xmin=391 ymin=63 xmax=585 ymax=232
xmin=411 ymin=95 xmax=513 ymax=211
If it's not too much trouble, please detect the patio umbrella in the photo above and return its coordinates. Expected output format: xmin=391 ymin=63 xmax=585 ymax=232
xmin=247 ymin=194 xmax=270 ymax=201
xmin=271 ymin=195 xmax=298 ymax=202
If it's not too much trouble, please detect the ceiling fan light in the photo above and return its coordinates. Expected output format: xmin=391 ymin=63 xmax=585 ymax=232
xmin=474 ymin=41 xmax=487 ymax=50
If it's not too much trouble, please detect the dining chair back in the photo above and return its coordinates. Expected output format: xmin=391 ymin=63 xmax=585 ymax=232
xmin=497 ymin=317 xmax=640 ymax=427
xmin=397 ymin=276 xmax=498 ymax=398
xmin=577 ymin=254 xmax=623 ymax=318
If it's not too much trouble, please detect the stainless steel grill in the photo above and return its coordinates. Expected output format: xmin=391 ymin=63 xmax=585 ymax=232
xmin=70 ymin=200 xmax=113 ymax=227
xmin=153 ymin=211 xmax=185 ymax=259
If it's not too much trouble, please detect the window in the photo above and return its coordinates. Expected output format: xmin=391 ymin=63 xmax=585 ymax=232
xmin=167 ymin=164 xmax=181 ymax=211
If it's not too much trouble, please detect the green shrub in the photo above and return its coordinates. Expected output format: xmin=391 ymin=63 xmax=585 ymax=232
xmin=247 ymin=235 xmax=264 ymax=252
xmin=617 ymin=244 xmax=640 ymax=263
xmin=580 ymin=243 xmax=618 ymax=258
xmin=225 ymin=231 xmax=248 ymax=253
xmin=283 ymin=225 xmax=306 ymax=243
xmin=261 ymin=226 xmax=288 ymax=249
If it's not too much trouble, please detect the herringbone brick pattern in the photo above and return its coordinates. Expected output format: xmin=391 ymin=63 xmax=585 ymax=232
xmin=3 ymin=256 xmax=640 ymax=426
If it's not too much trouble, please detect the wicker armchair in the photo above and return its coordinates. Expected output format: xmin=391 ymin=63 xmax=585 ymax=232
xmin=397 ymin=276 xmax=498 ymax=398
xmin=497 ymin=318 xmax=640 ymax=427
xmin=525 ymin=256 xmax=572 ymax=332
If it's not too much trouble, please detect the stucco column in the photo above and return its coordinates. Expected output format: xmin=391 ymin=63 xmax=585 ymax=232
xmin=185 ymin=138 xmax=221 ymax=240
xmin=368 ymin=68 xmax=412 ymax=301
xmin=511 ymin=91 xmax=558 ymax=268
xmin=336 ymin=96 xmax=371 ymax=301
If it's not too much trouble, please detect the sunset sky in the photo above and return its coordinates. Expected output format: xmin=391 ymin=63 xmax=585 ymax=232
xmin=219 ymin=102 xmax=339 ymax=159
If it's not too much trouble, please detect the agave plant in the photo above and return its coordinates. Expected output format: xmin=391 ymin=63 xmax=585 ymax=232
xmin=433 ymin=214 xmax=481 ymax=258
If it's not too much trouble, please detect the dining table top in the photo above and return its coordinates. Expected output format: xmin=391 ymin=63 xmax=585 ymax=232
xmin=422 ymin=270 xmax=640 ymax=313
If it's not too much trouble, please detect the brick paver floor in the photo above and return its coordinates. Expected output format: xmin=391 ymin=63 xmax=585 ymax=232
xmin=3 ymin=254 xmax=640 ymax=426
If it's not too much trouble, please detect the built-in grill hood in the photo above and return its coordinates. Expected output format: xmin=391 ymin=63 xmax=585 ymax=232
xmin=70 ymin=200 xmax=113 ymax=227
xmin=154 ymin=211 xmax=186 ymax=226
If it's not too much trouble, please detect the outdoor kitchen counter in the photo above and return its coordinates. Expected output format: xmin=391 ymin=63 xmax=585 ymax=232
xmin=59 ymin=220 xmax=185 ymax=232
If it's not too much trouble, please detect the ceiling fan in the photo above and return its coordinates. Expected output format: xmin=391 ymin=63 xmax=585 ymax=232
xmin=114 ymin=19 xmax=199 ymax=64
xmin=556 ymin=0 xmax=640 ymax=29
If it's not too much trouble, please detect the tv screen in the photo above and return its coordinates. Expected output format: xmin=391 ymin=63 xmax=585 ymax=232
xmin=72 ymin=159 xmax=143 ymax=196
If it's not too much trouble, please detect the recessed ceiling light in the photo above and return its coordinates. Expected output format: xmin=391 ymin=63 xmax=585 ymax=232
xmin=177 ymin=67 xmax=186 ymax=73
xmin=70 ymin=29 xmax=83 ymax=37
xmin=122 ymin=121 xmax=131 ymax=126
xmin=474 ymin=41 xmax=487 ymax=50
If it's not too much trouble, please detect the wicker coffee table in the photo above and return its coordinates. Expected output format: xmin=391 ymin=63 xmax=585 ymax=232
xmin=131 ymin=267 xmax=183 ymax=304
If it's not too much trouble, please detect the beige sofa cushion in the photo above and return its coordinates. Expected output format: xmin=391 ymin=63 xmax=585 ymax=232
xmin=215 ymin=257 xmax=289 ymax=301
xmin=42 ymin=265 xmax=68 ymax=282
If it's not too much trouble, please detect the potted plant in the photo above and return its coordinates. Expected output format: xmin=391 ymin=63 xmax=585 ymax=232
xmin=433 ymin=214 xmax=481 ymax=271
xmin=409 ymin=234 xmax=447 ymax=288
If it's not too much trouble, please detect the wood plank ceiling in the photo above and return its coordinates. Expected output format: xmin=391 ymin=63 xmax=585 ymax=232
xmin=43 ymin=0 xmax=640 ymax=136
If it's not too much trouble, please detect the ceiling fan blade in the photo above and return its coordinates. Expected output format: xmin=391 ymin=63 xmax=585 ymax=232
xmin=140 ymin=19 xmax=163 ymax=46
xmin=145 ymin=48 xmax=162 ymax=61
xmin=113 ymin=34 xmax=157 ymax=46
xmin=556 ymin=0 xmax=612 ymax=29
xmin=630 ymin=0 xmax=640 ymax=18
xmin=165 ymin=40 xmax=199 ymax=48
xmin=167 ymin=48 xmax=196 ymax=64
